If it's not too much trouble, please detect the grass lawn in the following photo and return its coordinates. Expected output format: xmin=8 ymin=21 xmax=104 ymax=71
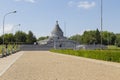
xmin=50 ymin=48 xmax=120 ymax=63
xmin=107 ymin=45 xmax=120 ymax=50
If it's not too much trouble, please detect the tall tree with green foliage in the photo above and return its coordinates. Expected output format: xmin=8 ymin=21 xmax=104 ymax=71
xmin=102 ymin=31 xmax=116 ymax=45
xmin=115 ymin=34 xmax=120 ymax=47
xmin=14 ymin=31 xmax=27 ymax=44
xmin=82 ymin=30 xmax=96 ymax=44
xmin=3 ymin=33 xmax=15 ymax=44
xmin=38 ymin=36 xmax=49 ymax=41
xmin=69 ymin=34 xmax=82 ymax=44
xmin=95 ymin=29 xmax=101 ymax=44
xmin=0 ymin=36 xmax=3 ymax=44
xmin=26 ymin=31 xmax=37 ymax=44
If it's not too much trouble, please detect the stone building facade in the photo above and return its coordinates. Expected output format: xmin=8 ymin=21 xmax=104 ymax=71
xmin=38 ymin=21 xmax=79 ymax=49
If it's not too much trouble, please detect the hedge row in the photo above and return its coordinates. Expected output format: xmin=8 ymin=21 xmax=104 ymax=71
xmin=0 ymin=45 xmax=20 ymax=56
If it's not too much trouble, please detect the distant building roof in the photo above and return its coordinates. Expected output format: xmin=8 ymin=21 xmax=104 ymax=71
xmin=51 ymin=21 xmax=63 ymax=37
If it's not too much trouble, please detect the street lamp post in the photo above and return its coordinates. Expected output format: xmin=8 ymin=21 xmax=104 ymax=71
xmin=14 ymin=24 xmax=21 ymax=53
xmin=2 ymin=11 xmax=17 ymax=57
xmin=11 ymin=24 xmax=20 ymax=53
xmin=101 ymin=0 xmax=103 ymax=49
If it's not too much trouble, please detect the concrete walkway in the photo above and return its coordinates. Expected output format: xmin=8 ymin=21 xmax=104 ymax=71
xmin=0 ymin=51 xmax=120 ymax=80
xmin=0 ymin=52 xmax=24 ymax=77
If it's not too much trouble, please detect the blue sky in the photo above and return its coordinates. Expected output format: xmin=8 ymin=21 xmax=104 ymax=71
xmin=0 ymin=0 xmax=120 ymax=38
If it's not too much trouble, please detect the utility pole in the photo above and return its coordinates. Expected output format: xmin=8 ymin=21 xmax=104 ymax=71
xmin=101 ymin=0 xmax=103 ymax=49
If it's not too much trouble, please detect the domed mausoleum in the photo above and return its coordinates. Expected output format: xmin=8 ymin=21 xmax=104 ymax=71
xmin=38 ymin=21 xmax=79 ymax=49
xmin=51 ymin=21 xmax=63 ymax=38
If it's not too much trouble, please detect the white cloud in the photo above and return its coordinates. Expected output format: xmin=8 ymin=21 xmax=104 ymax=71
xmin=68 ymin=1 xmax=75 ymax=7
xmin=0 ymin=24 xmax=14 ymax=34
xmin=68 ymin=1 xmax=96 ymax=9
xmin=4 ymin=24 xmax=14 ymax=33
xmin=77 ymin=1 xmax=96 ymax=9
xmin=15 ymin=0 xmax=21 ymax=1
xmin=26 ymin=0 xmax=36 ymax=3
xmin=14 ymin=0 xmax=36 ymax=3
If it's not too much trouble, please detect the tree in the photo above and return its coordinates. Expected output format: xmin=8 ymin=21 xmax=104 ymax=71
xmin=26 ymin=31 xmax=37 ymax=44
xmin=109 ymin=32 xmax=116 ymax=45
xmin=38 ymin=36 xmax=49 ymax=41
xmin=79 ymin=29 xmax=116 ymax=45
xmin=2 ymin=33 xmax=15 ymax=44
xmin=14 ymin=31 xmax=27 ymax=44
xmin=102 ymin=31 xmax=108 ymax=45
xmin=95 ymin=29 xmax=101 ymax=44
xmin=115 ymin=34 xmax=120 ymax=47
xmin=102 ymin=31 xmax=116 ymax=45
xmin=82 ymin=30 xmax=96 ymax=44
xmin=0 ymin=36 xmax=2 ymax=44
xmin=69 ymin=34 xmax=82 ymax=44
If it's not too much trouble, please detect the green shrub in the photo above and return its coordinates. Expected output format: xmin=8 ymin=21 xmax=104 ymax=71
xmin=0 ymin=44 xmax=20 ymax=54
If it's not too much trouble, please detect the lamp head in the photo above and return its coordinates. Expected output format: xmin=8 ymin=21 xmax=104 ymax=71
xmin=13 ymin=11 xmax=17 ymax=13
xmin=18 ymin=24 xmax=21 ymax=26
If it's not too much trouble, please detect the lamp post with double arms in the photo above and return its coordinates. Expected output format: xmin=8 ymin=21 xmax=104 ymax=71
xmin=12 ymin=24 xmax=21 ymax=53
xmin=2 ymin=11 xmax=17 ymax=57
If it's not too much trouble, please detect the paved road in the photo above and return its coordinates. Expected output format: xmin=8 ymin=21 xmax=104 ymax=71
xmin=0 ymin=51 xmax=120 ymax=80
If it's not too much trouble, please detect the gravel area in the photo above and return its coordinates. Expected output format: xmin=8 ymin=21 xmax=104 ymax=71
xmin=0 ymin=51 xmax=120 ymax=80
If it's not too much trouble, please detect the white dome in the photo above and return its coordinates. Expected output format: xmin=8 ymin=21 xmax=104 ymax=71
xmin=51 ymin=21 xmax=63 ymax=38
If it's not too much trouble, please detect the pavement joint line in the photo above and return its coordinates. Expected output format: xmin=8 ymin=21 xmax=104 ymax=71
xmin=0 ymin=51 xmax=24 ymax=77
